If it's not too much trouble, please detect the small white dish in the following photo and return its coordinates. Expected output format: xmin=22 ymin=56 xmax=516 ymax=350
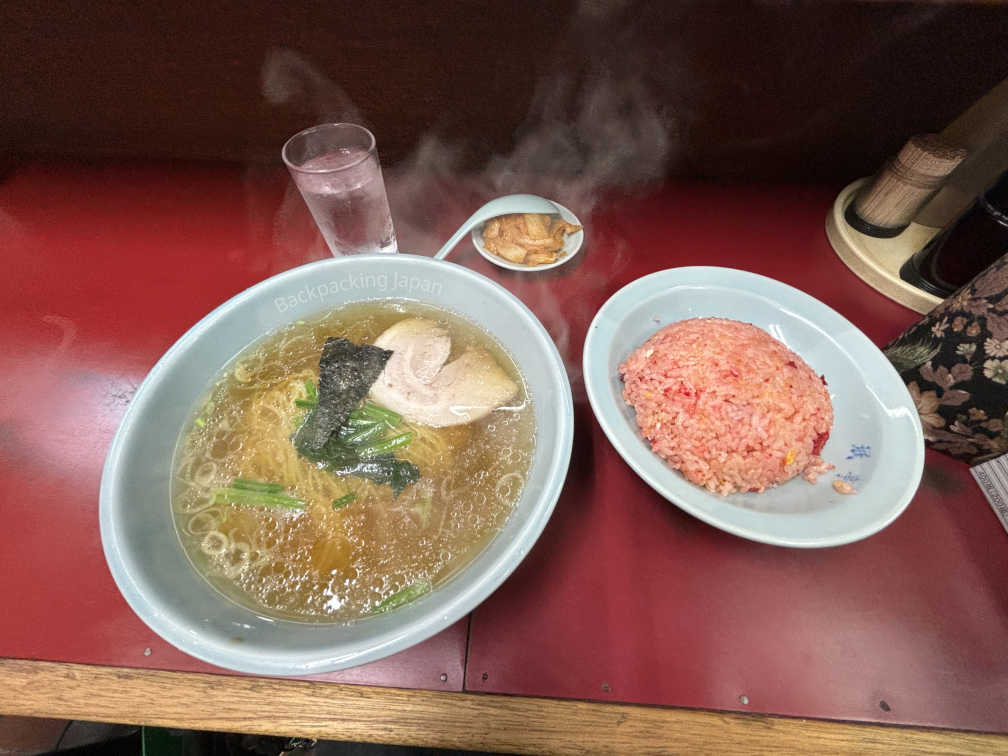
xmin=472 ymin=201 xmax=585 ymax=272
xmin=583 ymin=266 xmax=924 ymax=548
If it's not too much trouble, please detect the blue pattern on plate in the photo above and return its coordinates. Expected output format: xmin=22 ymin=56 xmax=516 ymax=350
xmin=846 ymin=444 xmax=871 ymax=460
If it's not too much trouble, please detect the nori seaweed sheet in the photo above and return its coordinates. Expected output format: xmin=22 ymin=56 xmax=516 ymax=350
xmin=293 ymin=337 xmax=392 ymax=454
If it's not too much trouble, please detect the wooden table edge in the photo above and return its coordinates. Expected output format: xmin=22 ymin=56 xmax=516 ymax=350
xmin=0 ymin=659 xmax=1004 ymax=755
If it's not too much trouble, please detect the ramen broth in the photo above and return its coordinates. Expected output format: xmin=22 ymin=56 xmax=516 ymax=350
xmin=171 ymin=300 xmax=534 ymax=622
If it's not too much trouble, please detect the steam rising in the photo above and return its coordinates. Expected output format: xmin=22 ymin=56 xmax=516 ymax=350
xmin=260 ymin=4 xmax=675 ymax=384
xmin=261 ymin=48 xmax=362 ymax=125
xmin=485 ymin=71 xmax=672 ymax=210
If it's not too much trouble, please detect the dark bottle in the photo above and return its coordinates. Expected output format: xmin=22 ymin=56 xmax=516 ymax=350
xmin=901 ymin=169 xmax=1008 ymax=297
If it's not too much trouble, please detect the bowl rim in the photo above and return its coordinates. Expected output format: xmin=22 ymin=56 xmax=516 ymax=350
xmin=99 ymin=253 xmax=574 ymax=674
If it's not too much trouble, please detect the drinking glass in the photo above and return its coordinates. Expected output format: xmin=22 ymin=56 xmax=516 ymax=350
xmin=282 ymin=123 xmax=398 ymax=256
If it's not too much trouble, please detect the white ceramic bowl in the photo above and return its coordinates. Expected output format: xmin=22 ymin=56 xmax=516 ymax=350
xmin=472 ymin=201 xmax=585 ymax=272
xmin=583 ymin=266 xmax=924 ymax=548
xmin=100 ymin=254 xmax=573 ymax=675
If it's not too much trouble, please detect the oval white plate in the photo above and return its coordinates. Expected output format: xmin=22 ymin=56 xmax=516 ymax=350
xmin=583 ymin=266 xmax=924 ymax=548
xmin=472 ymin=201 xmax=585 ymax=271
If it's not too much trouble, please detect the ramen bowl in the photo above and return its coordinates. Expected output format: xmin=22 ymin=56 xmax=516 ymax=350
xmin=99 ymin=254 xmax=573 ymax=675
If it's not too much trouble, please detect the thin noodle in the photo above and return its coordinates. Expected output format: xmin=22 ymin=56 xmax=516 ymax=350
xmin=172 ymin=302 xmax=534 ymax=622
xmin=495 ymin=472 xmax=524 ymax=502
xmin=188 ymin=508 xmax=223 ymax=534
xmin=201 ymin=530 xmax=229 ymax=556
xmin=193 ymin=461 xmax=218 ymax=488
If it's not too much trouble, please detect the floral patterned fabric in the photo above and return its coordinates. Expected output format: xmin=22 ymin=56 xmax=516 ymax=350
xmin=884 ymin=253 xmax=1008 ymax=464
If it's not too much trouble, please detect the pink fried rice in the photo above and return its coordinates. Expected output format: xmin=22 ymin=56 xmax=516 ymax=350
xmin=619 ymin=318 xmax=834 ymax=495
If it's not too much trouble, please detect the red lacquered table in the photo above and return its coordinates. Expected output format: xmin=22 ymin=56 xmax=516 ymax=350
xmin=1 ymin=162 xmax=1006 ymax=754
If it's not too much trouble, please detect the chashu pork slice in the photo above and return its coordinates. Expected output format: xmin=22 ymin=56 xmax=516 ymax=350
xmin=368 ymin=318 xmax=518 ymax=427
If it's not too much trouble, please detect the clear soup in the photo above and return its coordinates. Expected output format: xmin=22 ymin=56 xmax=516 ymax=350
xmin=171 ymin=300 xmax=534 ymax=622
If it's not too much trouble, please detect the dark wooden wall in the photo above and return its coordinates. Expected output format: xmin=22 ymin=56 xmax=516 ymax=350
xmin=3 ymin=1 xmax=1007 ymax=181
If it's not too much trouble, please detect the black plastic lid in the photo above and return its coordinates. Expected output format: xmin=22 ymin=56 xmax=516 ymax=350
xmin=843 ymin=202 xmax=907 ymax=238
xmin=983 ymin=169 xmax=1008 ymax=211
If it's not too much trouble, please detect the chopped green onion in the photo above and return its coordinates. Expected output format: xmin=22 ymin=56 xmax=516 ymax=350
xmin=340 ymin=422 xmax=387 ymax=446
xmin=194 ymin=417 xmax=206 ymax=428
xmin=342 ymin=417 xmax=376 ymax=431
xmin=346 ymin=409 xmax=376 ymax=426
xmin=332 ymin=492 xmax=355 ymax=510
xmin=357 ymin=432 xmax=413 ymax=457
xmin=294 ymin=380 xmax=319 ymax=409
xmin=371 ymin=580 xmax=432 ymax=614
xmin=356 ymin=402 xmax=402 ymax=427
xmin=215 ymin=487 xmax=305 ymax=510
xmin=232 ymin=477 xmax=285 ymax=494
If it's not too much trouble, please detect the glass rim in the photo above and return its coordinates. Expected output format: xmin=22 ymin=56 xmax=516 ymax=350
xmin=281 ymin=122 xmax=377 ymax=174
